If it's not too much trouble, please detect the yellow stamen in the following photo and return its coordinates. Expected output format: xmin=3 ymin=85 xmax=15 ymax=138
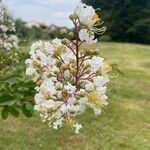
xmin=65 ymin=116 xmax=73 ymax=124
xmin=93 ymin=14 xmax=100 ymax=22
xmin=87 ymin=91 xmax=107 ymax=107
xmin=101 ymin=62 xmax=112 ymax=74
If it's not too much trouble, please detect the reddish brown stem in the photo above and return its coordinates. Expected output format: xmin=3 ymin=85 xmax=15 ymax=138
xmin=80 ymin=73 xmax=95 ymax=80
xmin=74 ymin=21 xmax=80 ymax=84
xmin=65 ymin=44 xmax=76 ymax=56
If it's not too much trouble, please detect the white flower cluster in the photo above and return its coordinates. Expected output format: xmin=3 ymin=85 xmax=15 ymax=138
xmin=26 ymin=2 xmax=111 ymax=133
xmin=0 ymin=2 xmax=18 ymax=51
xmin=75 ymin=2 xmax=107 ymax=44
xmin=75 ymin=3 xmax=100 ymax=28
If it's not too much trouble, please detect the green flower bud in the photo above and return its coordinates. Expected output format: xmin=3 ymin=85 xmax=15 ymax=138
xmin=68 ymin=32 xmax=74 ymax=39
xmin=53 ymin=53 xmax=58 ymax=59
xmin=86 ymin=49 xmax=93 ymax=55
xmin=61 ymin=38 xmax=70 ymax=45
xmin=74 ymin=14 xmax=78 ymax=19
xmin=69 ymin=14 xmax=78 ymax=20
xmin=70 ymin=68 xmax=76 ymax=75
xmin=84 ymin=64 xmax=91 ymax=70
xmin=85 ymin=69 xmax=91 ymax=74
xmin=60 ymin=28 xmax=68 ymax=36
xmin=61 ymin=38 xmax=67 ymax=45
xmin=61 ymin=64 xmax=68 ymax=70
xmin=96 ymin=69 xmax=102 ymax=75
xmin=92 ymin=49 xmax=99 ymax=55
xmin=69 ymin=32 xmax=74 ymax=39
xmin=56 ymin=60 xmax=62 ymax=67
xmin=69 ymin=14 xmax=74 ymax=20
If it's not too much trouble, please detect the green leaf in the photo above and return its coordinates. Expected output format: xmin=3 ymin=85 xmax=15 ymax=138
xmin=5 ymin=77 xmax=19 ymax=86
xmin=26 ymin=103 xmax=34 ymax=111
xmin=22 ymin=103 xmax=33 ymax=118
xmin=1 ymin=106 xmax=9 ymax=119
xmin=0 ymin=100 xmax=16 ymax=106
xmin=0 ymin=95 xmax=15 ymax=104
xmin=9 ymin=107 xmax=19 ymax=117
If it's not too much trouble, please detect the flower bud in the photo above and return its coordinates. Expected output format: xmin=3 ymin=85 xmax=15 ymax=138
xmin=60 ymin=28 xmax=68 ymax=36
xmin=69 ymin=14 xmax=78 ymax=20
xmin=92 ymin=49 xmax=99 ymax=55
xmin=56 ymin=60 xmax=62 ymax=67
xmin=68 ymin=32 xmax=74 ymax=39
xmin=70 ymin=68 xmax=76 ymax=75
xmin=86 ymin=49 xmax=93 ymax=56
xmin=69 ymin=14 xmax=74 ymax=20
xmin=61 ymin=38 xmax=67 ymax=45
xmin=83 ymin=64 xmax=91 ymax=71
xmin=61 ymin=64 xmax=68 ymax=70
xmin=61 ymin=38 xmax=70 ymax=45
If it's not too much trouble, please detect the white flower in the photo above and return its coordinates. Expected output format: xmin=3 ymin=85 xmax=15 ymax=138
xmin=0 ymin=25 xmax=8 ymax=32
xmin=93 ymin=107 xmax=101 ymax=115
xmin=44 ymin=41 xmax=54 ymax=56
xmin=86 ymin=56 xmax=104 ymax=73
xmin=30 ymin=41 xmax=42 ymax=58
xmin=64 ymin=70 xmax=70 ymax=78
xmin=61 ymin=104 xmax=70 ymax=113
xmin=34 ymin=93 xmax=43 ymax=104
xmin=26 ymin=67 xmax=36 ymax=76
xmin=55 ymin=82 xmax=63 ymax=89
xmin=74 ymin=3 xmax=99 ymax=28
xmin=53 ymin=118 xmax=63 ymax=129
xmin=64 ymin=82 xmax=76 ymax=94
xmin=67 ymin=95 xmax=76 ymax=104
xmin=93 ymin=76 xmax=109 ymax=88
xmin=73 ymin=123 xmax=82 ymax=134
xmin=52 ymin=38 xmax=62 ymax=47
xmin=97 ymin=86 xmax=107 ymax=95
xmin=34 ymin=86 xmax=40 ymax=92
xmin=40 ymin=78 xmax=57 ymax=95
xmin=79 ymin=29 xmax=97 ymax=44
xmin=41 ymin=100 xmax=55 ymax=109
xmin=0 ymin=2 xmax=18 ymax=51
xmin=61 ymin=47 xmax=75 ymax=63
xmin=87 ymin=103 xmax=101 ymax=115
xmin=85 ymin=81 xmax=94 ymax=91
xmin=79 ymin=97 xmax=88 ymax=104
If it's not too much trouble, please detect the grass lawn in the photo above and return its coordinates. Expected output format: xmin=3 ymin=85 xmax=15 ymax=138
xmin=0 ymin=42 xmax=150 ymax=150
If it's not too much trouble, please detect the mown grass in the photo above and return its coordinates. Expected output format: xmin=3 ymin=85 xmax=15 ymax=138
xmin=0 ymin=42 xmax=150 ymax=150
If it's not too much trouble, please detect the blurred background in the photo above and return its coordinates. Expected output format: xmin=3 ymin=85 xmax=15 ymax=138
xmin=6 ymin=0 xmax=150 ymax=44
xmin=0 ymin=0 xmax=150 ymax=150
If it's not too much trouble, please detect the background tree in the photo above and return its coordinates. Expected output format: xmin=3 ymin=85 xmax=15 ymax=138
xmin=15 ymin=19 xmax=50 ymax=42
xmin=82 ymin=0 xmax=150 ymax=44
